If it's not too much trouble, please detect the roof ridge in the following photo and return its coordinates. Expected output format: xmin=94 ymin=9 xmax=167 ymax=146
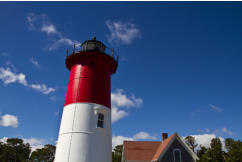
xmin=151 ymin=133 xmax=177 ymax=161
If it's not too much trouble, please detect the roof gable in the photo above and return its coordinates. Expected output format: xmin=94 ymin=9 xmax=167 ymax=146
xmin=152 ymin=133 xmax=199 ymax=161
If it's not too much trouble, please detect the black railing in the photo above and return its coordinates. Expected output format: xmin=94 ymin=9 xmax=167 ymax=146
xmin=66 ymin=42 xmax=118 ymax=64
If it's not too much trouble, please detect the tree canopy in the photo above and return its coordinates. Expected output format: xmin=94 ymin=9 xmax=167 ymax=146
xmin=30 ymin=144 xmax=56 ymax=162
xmin=185 ymin=136 xmax=198 ymax=152
xmin=112 ymin=144 xmax=123 ymax=162
xmin=0 ymin=138 xmax=31 ymax=162
xmin=225 ymin=138 xmax=242 ymax=162
xmin=195 ymin=137 xmax=242 ymax=162
xmin=0 ymin=137 xmax=242 ymax=162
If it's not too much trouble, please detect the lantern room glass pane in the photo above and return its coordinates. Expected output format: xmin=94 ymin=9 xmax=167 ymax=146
xmin=81 ymin=41 xmax=105 ymax=53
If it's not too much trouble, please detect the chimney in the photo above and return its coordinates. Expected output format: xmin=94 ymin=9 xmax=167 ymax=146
xmin=162 ymin=133 xmax=168 ymax=141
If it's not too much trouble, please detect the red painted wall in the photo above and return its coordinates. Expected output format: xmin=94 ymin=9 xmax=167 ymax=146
xmin=64 ymin=52 xmax=117 ymax=108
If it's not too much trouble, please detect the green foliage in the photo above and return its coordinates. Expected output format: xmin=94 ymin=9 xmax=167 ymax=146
xmin=30 ymin=144 xmax=56 ymax=162
xmin=201 ymin=138 xmax=224 ymax=162
xmin=0 ymin=138 xmax=31 ymax=162
xmin=0 ymin=138 xmax=56 ymax=162
xmin=185 ymin=136 xmax=198 ymax=152
xmin=225 ymin=139 xmax=242 ymax=162
xmin=112 ymin=144 xmax=123 ymax=162
xmin=225 ymin=138 xmax=234 ymax=151
xmin=197 ymin=145 xmax=208 ymax=161
xmin=0 ymin=142 xmax=3 ymax=158
xmin=197 ymin=137 xmax=242 ymax=162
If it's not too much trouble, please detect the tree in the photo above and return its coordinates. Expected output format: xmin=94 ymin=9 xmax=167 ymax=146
xmin=30 ymin=144 xmax=56 ymax=162
xmin=225 ymin=139 xmax=242 ymax=162
xmin=0 ymin=141 xmax=3 ymax=158
xmin=225 ymin=138 xmax=234 ymax=151
xmin=0 ymin=138 xmax=31 ymax=162
xmin=197 ymin=145 xmax=207 ymax=162
xmin=203 ymin=138 xmax=225 ymax=162
xmin=112 ymin=144 xmax=123 ymax=162
xmin=185 ymin=136 xmax=198 ymax=152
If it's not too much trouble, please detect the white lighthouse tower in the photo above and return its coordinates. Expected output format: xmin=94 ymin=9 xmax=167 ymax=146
xmin=54 ymin=37 xmax=118 ymax=162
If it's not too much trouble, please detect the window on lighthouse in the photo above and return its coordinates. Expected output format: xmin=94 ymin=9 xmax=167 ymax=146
xmin=97 ymin=113 xmax=104 ymax=128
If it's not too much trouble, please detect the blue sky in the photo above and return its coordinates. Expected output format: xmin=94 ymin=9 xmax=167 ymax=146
xmin=0 ymin=2 xmax=241 ymax=149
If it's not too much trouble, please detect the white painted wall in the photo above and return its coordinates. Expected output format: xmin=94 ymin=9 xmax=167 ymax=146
xmin=54 ymin=103 xmax=112 ymax=162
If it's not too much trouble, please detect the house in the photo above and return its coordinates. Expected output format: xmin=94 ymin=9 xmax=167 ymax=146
xmin=122 ymin=132 xmax=199 ymax=162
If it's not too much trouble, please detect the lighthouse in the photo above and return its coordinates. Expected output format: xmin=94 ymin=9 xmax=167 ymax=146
xmin=54 ymin=37 xmax=118 ymax=162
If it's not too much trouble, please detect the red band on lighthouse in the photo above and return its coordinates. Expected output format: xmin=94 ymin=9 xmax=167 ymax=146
xmin=64 ymin=52 xmax=117 ymax=108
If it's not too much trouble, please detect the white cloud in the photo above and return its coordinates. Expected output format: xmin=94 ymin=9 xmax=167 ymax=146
xmin=5 ymin=61 xmax=17 ymax=72
xmin=221 ymin=127 xmax=233 ymax=135
xmin=209 ymin=104 xmax=223 ymax=112
xmin=112 ymin=135 xmax=133 ymax=148
xmin=0 ymin=67 xmax=27 ymax=86
xmin=0 ymin=137 xmax=8 ymax=143
xmin=198 ymin=127 xmax=233 ymax=136
xmin=26 ymin=13 xmax=60 ymax=37
xmin=106 ymin=20 xmax=141 ymax=45
xmin=26 ymin=13 xmax=50 ymax=32
xmin=112 ymin=131 xmax=156 ymax=148
xmin=30 ymin=84 xmax=55 ymax=95
xmin=0 ymin=114 xmax=18 ymax=128
xmin=49 ymin=38 xmax=75 ymax=51
xmin=111 ymin=89 xmax=143 ymax=108
xmin=111 ymin=107 xmax=128 ymax=123
xmin=111 ymin=89 xmax=143 ymax=123
xmin=133 ymin=131 xmax=157 ymax=140
xmin=26 ymin=13 xmax=80 ymax=51
xmin=191 ymin=134 xmax=216 ymax=148
xmin=0 ymin=65 xmax=55 ymax=95
xmin=23 ymin=138 xmax=46 ymax=151
xmin=26 ymin=13 xmax=38 ymax=30
xmin=29 ymin=58 xmax=40 ymax=69
xmin=41 ymin=24 xmax=59 ymax=35
xmin=190 ymin=134 xmax=225 ymax=150
xmin=214 ymin=127 xmax=233 ymax=136
xmin=197 ymin=128 xmax=211 ymax=133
